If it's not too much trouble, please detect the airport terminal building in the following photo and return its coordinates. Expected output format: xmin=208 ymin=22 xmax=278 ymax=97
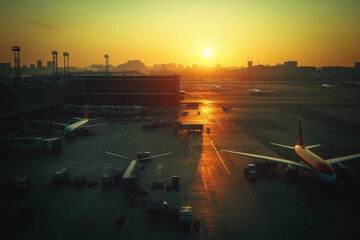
xmin=69 ymin=75 xmax=180 ymax=107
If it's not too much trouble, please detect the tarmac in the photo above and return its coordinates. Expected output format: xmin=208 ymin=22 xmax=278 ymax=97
xmin=1 ymin=80 xmax=360 ymax=239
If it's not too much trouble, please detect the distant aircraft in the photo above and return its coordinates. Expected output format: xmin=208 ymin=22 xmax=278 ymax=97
xmin=220 ymin=120 xmax=360 ymax=183
xmin=313 ymin=83 xmax=338 ymax=89
xmin=54 ymin=105 xmax=108 ymax=136
xmin=249 ymin=82 xmax=276 ymax=95
xmin=210 ymin=84 xmax=227 ymax=92
xmin=322 ymin=83 xmax=333 ymax=89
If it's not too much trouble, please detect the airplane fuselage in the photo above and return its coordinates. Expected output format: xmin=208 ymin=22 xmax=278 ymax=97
xmin=250 ymin=89 xmax=264 ymax=95
xmin=63 ymin=119 xmax=89 ymax=136
xmin=294 ymin=145 xmax=336 ymax=182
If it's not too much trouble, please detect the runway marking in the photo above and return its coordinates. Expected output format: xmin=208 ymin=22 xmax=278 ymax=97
xmin=215 ymin=119 xmax=224 ymax=130
xmin=195 ymin=152 xmax=223 ymax=239
xmin=210 ymin=140 xmax=230 ymax=175
xmin=304 ymin=221 xmax=323 ymax=240
xmin=120 ymin=210 xmax=131 ymax=240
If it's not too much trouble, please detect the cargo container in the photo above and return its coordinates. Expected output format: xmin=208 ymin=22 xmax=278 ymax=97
xmin=174 ymin=123 xmax=203 ymax=133
xmin=74 ymin=173 xmax=86 ymax=184
xmin=0 ymin=137 xmax=62 ymax=152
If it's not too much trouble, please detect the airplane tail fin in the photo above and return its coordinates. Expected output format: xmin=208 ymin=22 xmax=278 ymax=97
xmin=84 ymin=105 xmax=89 ymax=120
xmin=297 ymin=120 xmax=304 ymax=147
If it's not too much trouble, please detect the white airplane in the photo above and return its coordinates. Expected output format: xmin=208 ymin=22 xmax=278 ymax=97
xmin=105 ymin=151 xmax=172 ymax=162
xmin=220 ymin=120 xmax=360 ymax=183
xmin=249 ymin=82 xmax=276 ymax=95
xmin=313 ymin=83 xmax=338 ymax=89
xmin=54 ymin=105 xmax=108 ymax=136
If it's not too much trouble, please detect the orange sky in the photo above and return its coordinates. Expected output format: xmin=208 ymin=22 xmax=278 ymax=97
xmin=1 ymin=0 xmax=360 ymax=67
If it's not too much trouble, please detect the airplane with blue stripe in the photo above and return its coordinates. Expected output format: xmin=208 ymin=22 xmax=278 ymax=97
xmin=54 ymin=105 xmax=108 ymax=137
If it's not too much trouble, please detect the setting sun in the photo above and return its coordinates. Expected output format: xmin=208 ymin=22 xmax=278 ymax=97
xmin=203 ymin=49 xmax=212 ymax=58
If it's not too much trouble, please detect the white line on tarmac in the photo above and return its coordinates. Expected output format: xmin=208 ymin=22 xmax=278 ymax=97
xmin=215 ymin=119 xmax=224 ymax=130
xmin=120 ymin=210 xmax=131 ymax=240
xmin=210 ymin=140 xmax=230 ymax=175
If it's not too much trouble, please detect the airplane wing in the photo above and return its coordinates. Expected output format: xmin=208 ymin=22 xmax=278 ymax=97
xmin=262 ymin=90 xmax=277 ymax=94
xmin=90 ymin=117 xmax=104 ymax=121
xmin=221 ymin=149 xmax=311 ymax=171
xmin=105 ymin=152 xmax=131 ymax=160
xmin=52 ymin=122 xmax=69 ymax=127
xmin=326 ymin=153 xmax=360 ymax=165
xmin=271 ymin=143 xmax=320 ymax=150
xmin=270 ymin=142 xmax=294 ymax=149
xmin=84 ymin=123 xmax=109 ymax=128
xmin=137 ymin=152 xmax=172 ymax=161
xmin=306 ymin=144 xmax=321 ymax=149
xmin=73 ymin=117 xmax=83 ymax=121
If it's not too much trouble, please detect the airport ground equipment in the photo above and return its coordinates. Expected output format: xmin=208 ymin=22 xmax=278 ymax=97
xmin=73 ymin=173 xmax=86 ymax=184
xmin=243 ymin=164 xmax=257 ymax=180
xmin=101 ymin=169 xmax=123 ymax=187
xmin=0 ymin=137 xmax=62 ymax=152
xmin=101 ymin=173 xmax=113 ymax=186
xmin=172 ymin=175 xmax=179 ymax=190
xmin=23 ymin=120 xmax=52 ymax=133
xmin=1 ymin=175 xmax=31 ymax=192
xmin=52 ymin=168 xmax=70 ymax=183
xmin=174 ymin=123 xmax=203 ymax=133
xmin=152 ymin=179 xmax=164 ymax=189
xmin=145 ymin=199 xmax=195 ymax=226
xmin=51 ymin=169 xmax=93 ymax=186
xmin=222 ymin=106 xmax=233 ymax=111
xmin=16 ymin=177 xmax=31 ymax=189
xmin=143 ymin=119 xmax=168 ymax=129
xmin=61 ymin=104 xmax=143 ymax=117
xmin=178 ymin=206 xmax=193 ymax=224
xmin=146 ymin=198 xmax=179 ymax=216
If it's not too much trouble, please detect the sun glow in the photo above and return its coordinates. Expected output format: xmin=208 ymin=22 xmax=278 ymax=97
xmin=203 ymin=49 xmax=212 ymax=58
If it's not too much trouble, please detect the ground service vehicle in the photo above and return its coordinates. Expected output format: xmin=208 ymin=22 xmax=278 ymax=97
xmin=244 ymin=164 xmax=257 ymax=180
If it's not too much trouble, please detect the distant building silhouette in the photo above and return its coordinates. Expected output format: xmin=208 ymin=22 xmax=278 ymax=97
xmin=116 ymin=60 xmax=145 ymax=72
xmin=355 ymin=62 xmax=360 ymax=69
xmin=284 ymin=61 xmax=297 ymax=68
xmin=47 ymin=61 xmax=53 ymax=71
xmin=37 ymin=60 xmax=43 ymax=69
xmin=0 ymin=63 xmax=11 ymax=81
xmin=248 ymin=61 xmax=253 ymax=68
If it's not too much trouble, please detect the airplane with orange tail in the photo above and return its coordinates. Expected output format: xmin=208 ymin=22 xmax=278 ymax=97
xmin=54 ymin=105 xmax=108 ymax=137
xmin=220 ymin=120 xmax=360 ymax=183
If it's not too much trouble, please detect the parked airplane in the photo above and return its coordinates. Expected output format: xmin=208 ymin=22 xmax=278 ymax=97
xmin=249 ymin=82 xmax=276 ymax=95
xmin=54 ymin=105 xmax=108 ymax=136
xmin=220 ymin=120 xmax=360 ymax=183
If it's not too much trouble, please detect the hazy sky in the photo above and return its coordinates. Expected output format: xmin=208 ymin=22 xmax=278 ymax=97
xmin=1 ymin=0 xmax=359 ymax=67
